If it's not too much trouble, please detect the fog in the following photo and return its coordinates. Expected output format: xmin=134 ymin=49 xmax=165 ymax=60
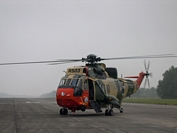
xmin=0 ymin=0 xmax=177 ymax=96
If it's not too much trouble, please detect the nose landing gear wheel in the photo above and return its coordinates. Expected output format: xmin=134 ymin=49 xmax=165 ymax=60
xmin=60 ymin=108 xmax=64 ymax=115
xmin=60 ymin=108 xmax=68 ymax=115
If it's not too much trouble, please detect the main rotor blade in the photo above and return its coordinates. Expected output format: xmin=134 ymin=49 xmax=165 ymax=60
xmin=101 ymin=54 xmax=176 ymax=61
xmin=0 ymin=53 xmax=176 ymax=66
xmin=0 ymin=59 xmax=82 ymax=65
xmin=48 ymin=60 xmax=82 ymax=65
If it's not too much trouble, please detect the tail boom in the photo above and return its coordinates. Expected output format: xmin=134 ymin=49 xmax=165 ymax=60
xmin=124 ymin=72 xmax=145 ymax=88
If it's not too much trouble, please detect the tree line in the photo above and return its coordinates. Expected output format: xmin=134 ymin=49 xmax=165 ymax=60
xmin=157 ymin=66 xmax=177 ymax=99
xmin=131 ymin=87 xmax=159 ymax=98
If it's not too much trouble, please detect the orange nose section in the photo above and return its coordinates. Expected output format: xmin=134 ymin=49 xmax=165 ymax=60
xmin=56 ymin=88 xmax=83 ymax=110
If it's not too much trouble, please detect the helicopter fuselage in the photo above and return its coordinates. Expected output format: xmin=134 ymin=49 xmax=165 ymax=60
xmin=56 ymin=63 xmax=145 ymax=115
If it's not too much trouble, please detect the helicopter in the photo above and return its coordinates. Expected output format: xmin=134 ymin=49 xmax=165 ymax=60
xmin=0 ymin=54 xmax=177 ymax=116
xmin=56 ymin=54 xmax=156 ymax=116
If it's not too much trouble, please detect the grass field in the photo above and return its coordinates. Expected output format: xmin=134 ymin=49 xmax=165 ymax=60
xmin=122 ymin=98 xmax=177 ymax=106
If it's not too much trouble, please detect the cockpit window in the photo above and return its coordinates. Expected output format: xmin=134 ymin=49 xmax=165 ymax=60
xmin=78 ymin=79 xmax=82 ymax=88
xmin=66 ymin=79 xmax=71 ymax=86
xmin=74 ymin=79 xmax=83 ymax=96
xmin=71 ymin=79 xmax=79 ymax=86
xmin=59 ymin=79 xmax=66 ymax=86
xmin=58 ymin=77 xmax=86 ymax=92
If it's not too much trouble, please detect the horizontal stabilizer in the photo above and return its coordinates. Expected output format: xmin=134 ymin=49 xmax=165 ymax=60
xmin=124 ymin=76 xmax=139 ymax=78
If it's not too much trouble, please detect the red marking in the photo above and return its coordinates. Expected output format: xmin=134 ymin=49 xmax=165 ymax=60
xmin=56 ymin=88 xmax=89 ymax=111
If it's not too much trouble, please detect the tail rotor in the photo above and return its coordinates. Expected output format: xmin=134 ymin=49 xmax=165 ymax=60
xmin=144 ymin=60 xmax=152 ymax=88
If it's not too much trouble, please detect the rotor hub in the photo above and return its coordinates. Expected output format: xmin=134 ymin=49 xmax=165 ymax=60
xmin=82 ymin=54 xmax=101 ymax=63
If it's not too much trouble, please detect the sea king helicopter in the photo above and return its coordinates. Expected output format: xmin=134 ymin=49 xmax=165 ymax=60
xmin=0 ymin=54 xmax=176 ymax=116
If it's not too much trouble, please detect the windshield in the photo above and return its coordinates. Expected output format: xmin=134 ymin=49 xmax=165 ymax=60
xmin=71 ymin=79 xmax=79 ymax=86
xmin=58 ymin=78 xmax=84 ymax=96
xmin=59 ymin=78 xmax=85 ymax=88
xmin=59 ymin=79 xmax=66 ymax=86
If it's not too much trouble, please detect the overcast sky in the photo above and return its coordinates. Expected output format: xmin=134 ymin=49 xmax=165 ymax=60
xmin=0 ymin=0 xmax=177 ymax=96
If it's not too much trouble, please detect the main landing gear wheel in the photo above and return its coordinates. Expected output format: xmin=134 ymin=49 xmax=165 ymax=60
xmin=109 ymin=110 xmax=114 ymax=116
xmin=60 ymin=108 xmax=68 ymax=115
xmin=120 ymin=108 xmax=123 ymax=113
xmin=105 ymin=109 xmax=109 ymax=116
xmin=105 ymin=109 xmax=114 ymax=116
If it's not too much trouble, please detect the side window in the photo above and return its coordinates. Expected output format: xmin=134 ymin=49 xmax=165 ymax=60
xmin=66 ymin=79 xmax=71 ymax=86
xmin=107 ymin=85 xmax=110 ymax=93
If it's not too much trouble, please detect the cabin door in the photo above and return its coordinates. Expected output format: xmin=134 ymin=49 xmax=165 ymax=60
xmin=88 ymin=79 xmax=94 ymax=100
xmin=95 ymin=81 xmax=105 ymax=101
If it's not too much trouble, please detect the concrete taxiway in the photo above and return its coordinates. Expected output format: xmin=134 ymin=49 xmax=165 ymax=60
xmin=0 ymin=98 xmax=177 ymax=133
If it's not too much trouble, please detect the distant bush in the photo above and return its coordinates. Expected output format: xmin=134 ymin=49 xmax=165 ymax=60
xmin=0 ymin=92 xmax=11 ymax=98
xmin=40 ymin=90 xmax=56 ymax=98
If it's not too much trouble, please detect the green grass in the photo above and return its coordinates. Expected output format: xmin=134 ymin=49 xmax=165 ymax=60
xmin=122 ymin=98 xmax=177 ymax=106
